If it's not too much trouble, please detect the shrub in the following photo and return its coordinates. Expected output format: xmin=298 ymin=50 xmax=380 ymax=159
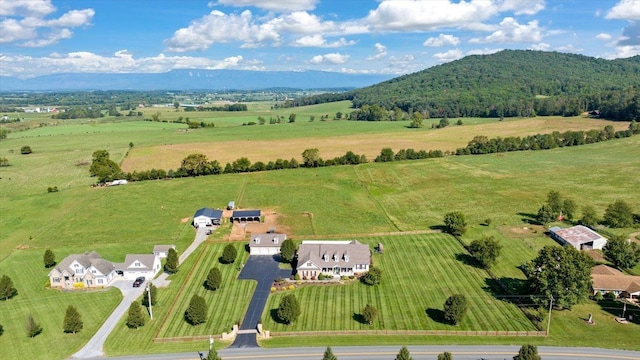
xmin=362 ymin=304 xmax=378 ymax=325
xmin=294 ymin=273 xmax=301 ymax=280
xmin=443 ymin=294 xmax=468 ymax=325
xmin=20 ymin=145 xmax=32 ymax=154
xmin=220 ymin=244 xmax=237 ymax=264
xmin=361 ymin=267 xmax=382 ymax=285
xmin=288 ymin=285 xmax=295 ymax=290
xmin=605 ymin=291 xmax=617 ymax=300
xmin=270 ymin=287 xmax=277 ymax=292
xmin=594 ymin=292 xmax=604 ymax=301
xmin=443 ymin=211 xmax=467 ymax=236
xmin=277 ymin=294 xmax=301 ymax=325
xmin=25 ymin=314 xmax=42 ymax=338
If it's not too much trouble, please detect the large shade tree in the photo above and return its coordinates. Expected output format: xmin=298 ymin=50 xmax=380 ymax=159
xmin=523 ymin=245 xmax=593 ymax=309
xmin=603 ymin=200 xmax=634 ymax=228
xmin=443 ymin=294 xmax=468 ymax=325
xmin=443 ymin=212 xmax=467 ymax=236
xmin=468 ymin=236 xmax=502 ymax=269
xmin=277 ymin=294 xmax=301 ymax=325
xmin=603 ymin=235 xmax=640 ymax=269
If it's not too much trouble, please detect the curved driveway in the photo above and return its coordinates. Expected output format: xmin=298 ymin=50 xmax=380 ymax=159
xmin=231 ymin=255 xmax=292 ymax=348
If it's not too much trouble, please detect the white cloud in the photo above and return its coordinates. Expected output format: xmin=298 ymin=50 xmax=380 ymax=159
xmin=291 ymin=35 xmax=355 ymax=48
xmin=0 ymin=51 xmax=256 ymax=78
xmin=605 ymin=0 xmax=640 ymax=20
xmin=0 ymin=2 xmax=93 ymax=47
xmin=555 ymin=44 xmax=584 ymax=53
xmin=618 ymin=21 xmax=640 ymax=45
xmin=498 ymin=0 xmax=545 ymax=15
xmin=0 ymin=0 xmax=56 ymax=17
xmin=211 ymin=0 xmax=319 ymax=12
xmin=433 ymin=49 xmax=464 ymax=62
xmin=596 ymin=33 xmax=612 ymax=40
xmin=308 ymin=53 xmax=349 ymax=64
xmin=529 ymin=42 xmax=550 ymax=51
xmin=423 ymin=34 xmax=460 ymax=47
xmin=470 ymin=17 xmax=542 ymax=43
xmin=466 ymin=48 xmax=502 ymax=56
xmin=603 ymin=45 xmax=640 ymax=59
xmin=366 ymin=0 xmax=496 ymax=31
xmin=367 ymin=43 xmax=387 ymax=60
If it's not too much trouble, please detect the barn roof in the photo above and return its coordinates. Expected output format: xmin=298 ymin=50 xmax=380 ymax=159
xmin=550 ymin=225 xmax=607 ymax=247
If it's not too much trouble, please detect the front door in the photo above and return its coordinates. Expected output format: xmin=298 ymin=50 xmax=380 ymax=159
xmin=333 ymin=266 xmax=340 ymax=275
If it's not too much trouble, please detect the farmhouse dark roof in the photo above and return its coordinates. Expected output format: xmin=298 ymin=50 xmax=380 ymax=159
xmin=194 ymin=208 xmax=223 ymax=219
xmin=232 ymin=210 xmax=261 ymax=218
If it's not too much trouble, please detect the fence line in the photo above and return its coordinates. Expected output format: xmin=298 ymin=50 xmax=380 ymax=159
xmin=269 ymin=330 xmax=547 ymax=337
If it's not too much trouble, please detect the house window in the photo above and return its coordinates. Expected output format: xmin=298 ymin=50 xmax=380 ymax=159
xmin=92 ymin=270 xmax=96 ymax=274
xmin=98 ymin=279 xmax=103 ymax=284
xmin=86 ymin=280 xmax=92 ymax=285
xmin=53 ymin=277 xmax=60 ymax=283
xmin=75 ymin=268 xmax=83 ymax=274
xmin=135 ymin=262 xmax=141 ymax=267
xmin=344 ymin=255 xmax=350 ymax=262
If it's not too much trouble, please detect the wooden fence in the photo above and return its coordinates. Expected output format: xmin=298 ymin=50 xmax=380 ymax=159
xmin=269 ymin=330 xmax=547 ymax=337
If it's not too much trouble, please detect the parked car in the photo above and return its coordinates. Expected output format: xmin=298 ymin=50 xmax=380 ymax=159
xmin=132 ymin=276 xmax=145 ymax=287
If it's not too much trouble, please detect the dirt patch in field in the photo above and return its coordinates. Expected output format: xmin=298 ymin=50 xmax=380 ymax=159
xmin=181 ymin=217 xmax=190 ymax=223
xmin=120 ymin=118 xmax=630 ymax=172
xmin=227 ymin=209 xmax=285 ymax=241
xmin=500 ymin=225 xmax=545 ymax=238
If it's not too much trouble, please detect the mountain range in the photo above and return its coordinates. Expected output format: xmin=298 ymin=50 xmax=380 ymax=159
xmin=0 ymin=69 xmax=394 ymax=91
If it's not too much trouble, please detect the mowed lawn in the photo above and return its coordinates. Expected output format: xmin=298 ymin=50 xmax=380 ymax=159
xmin=0 ymin=250 xmax=121 ymax=360
xmin=104 ymin=241 xmax=253 ymax=356
xmin=263 ymin=234 xmax=536 ymax=333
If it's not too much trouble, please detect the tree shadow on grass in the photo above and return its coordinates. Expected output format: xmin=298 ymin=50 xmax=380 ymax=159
xmin=426 ymin=308 xmax=446 ymax=324
xmin=269 ymin=308 xmax=287 ymax=325
xmin=455 ymin=253 xmax=483 ymax=269
xmin=517 ymin=212 xmax=542 ymax=225
xmin=429 ymin=225 xmax=447 ymax=232
xmin=596 ymin=300 xmax=640 ymax=325
xmin=483 ymin=277 xmax=529 ymax=301
xmin=353 ymin=312 xmax=368 ymax=325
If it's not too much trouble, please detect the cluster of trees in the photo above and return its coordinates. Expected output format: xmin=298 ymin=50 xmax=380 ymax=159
xmin=126 ymin=283 xmax=158 ymax=329
xmin=319 ymin=345 xmax=462 ymax=360
xmin=289 ymin=51 xmax=640 ymax=121
xmin=184 ymin=104 xmax=247 ymax=112
xmin=0 ymin=128 xmax=9 ymax=140
xmin=89 ymin=150 xmax=122 ymax=183
xmin=458 ymin=122 xmax=640 ymax=156
xmin=52 ymin=107 xmax=104 ymax=119
xmin=468 ymin=236 xmax=502 ymax=269
xmin=0 ymin=157 xmax=9 ymax=166
xmin=0 ymin=91 xmax=173 ymax=108
xmin=374 ymin=147 xmax=443 ymax=162
xmin=578 ymin=200 xmax=637 ymax=229
xmin=603 ymin=235 xmax=640 ymax=270
xmin=536 ymin=191 xmax=577 ymax=224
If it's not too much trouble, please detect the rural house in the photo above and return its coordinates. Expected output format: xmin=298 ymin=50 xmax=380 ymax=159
xmin=153 ymin=245 xmax=176 ymax=258
xmin=115 ymin=254 xmax=161 ymax=280
xmin=193 ymin=207 xmax=223 ymax=227
xmin=549 ymin=225 xmax=607 ymax=250
xmin=230 ymin=209 xmax=261 ymax=222
xmin=248 ymin=233 xmax=287 ymax=255
xmin=296 ymin=240 xmax=370 ymax=279
xmin=591 ymin=264 xmax=640 ymax=300
xmin=49 ymin=251 xmax=118 ymax=289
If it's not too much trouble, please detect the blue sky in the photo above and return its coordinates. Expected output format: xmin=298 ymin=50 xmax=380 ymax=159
xmin=1 ymin=0 xmax=639 ymax=78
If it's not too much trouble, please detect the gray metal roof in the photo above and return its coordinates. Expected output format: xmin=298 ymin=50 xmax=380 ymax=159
xmin=232 ymin=210 xmax=261 ymax=218
xmin=194 ymin=208 xmax=223 ymax=219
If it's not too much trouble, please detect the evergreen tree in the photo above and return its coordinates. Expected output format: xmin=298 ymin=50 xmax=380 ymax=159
xmin=280 ymin=239 xmax=296 ymax=263
xmin=63 ymin=305 xmax=83 ymax=334
xmin=185 ymin=294 xmax=207 ymax=325
xmin=322 ymin=346 xmax=338 ymax=360
xmin=141 ymin=283 xmax=157 ymax=307
xmin=205 ymin=268 xmax=222 ymax=291
xmin=395 ymin=346 xmax=413 ymax=360
xmin=25 ymin=314 xmax=42 ymax=338
xmin=126 ymin=301 xmax=145 ymax=329
xmin=0 ymin=274 xmax=18 ymax=300
xmin=536 ymin=204 xmax=555 ymax=225
xmin=443 ymin=294 xmax=468 ymax=325
xmin=0 ymin=323 xmax=3 ymax=336
xmin=220 ymin=244 xmax=237 ymax=264
xmin=362 ymin=304 xmax=378 ymax=325
xmin=513 ymin=344 xmax=541 ymax=360
xmin=206 ymin=347 xmax=222 ymax=360
xmin=165 ymin=248 xmax=179 ymax=273
xmin=43 ymin=249 xmax=56 ymax=268
xmin=438 ymin=352 xmax=453 ymax=360
xmin=443 ymin=211 xmax=467 ymax=236
xmin=277 ymin=294 xmax=301 ymax=325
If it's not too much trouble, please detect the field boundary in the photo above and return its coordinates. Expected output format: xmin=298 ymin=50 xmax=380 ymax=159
xmin=302 ymin=229 xmax=440 ymax=239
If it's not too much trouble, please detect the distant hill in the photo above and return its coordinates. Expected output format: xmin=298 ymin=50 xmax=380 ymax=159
xmin=291 ymin=50 xmax=640 ymax=120
xmin=0 ymin=69 xmax=394 ymax=91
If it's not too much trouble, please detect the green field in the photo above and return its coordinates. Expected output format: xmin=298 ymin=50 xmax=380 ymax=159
xmin=1 ymin=108 xmax=639 ymax=359
xmin=263 ymin=234 xmax=536 ymax=332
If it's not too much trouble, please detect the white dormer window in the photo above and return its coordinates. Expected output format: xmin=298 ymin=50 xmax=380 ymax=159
xmin=273 ymin=237 xmax=279 ymax=244
xmin=323 ymin=253 xmax=329 ymax=262
xmin=74 ymin=264 xmax=80 ymax=268
xmin=135 ymin=262 xmax=141 ymax=267
xmin=344 ymin=254 xmax=350 ymax=262
xmin=254 ymin=236 xmax=260 ymax=244
xmin=333 ymin=253 xmax=339 ymax=261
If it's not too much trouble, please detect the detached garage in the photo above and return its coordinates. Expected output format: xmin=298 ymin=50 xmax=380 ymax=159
xmin=117 ymin=254 xmax=161 ymax=280
xmin=193 ymin=208 xmax=223 ymax=228
xmin=231 ymin=209 xmax=261 ymax=222
xmin=249 ymin=233 xmax=287 ymax=255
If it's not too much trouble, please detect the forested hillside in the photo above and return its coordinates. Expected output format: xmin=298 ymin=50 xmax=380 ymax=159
xmin=288 ymin=50 xmax=640 ymax=120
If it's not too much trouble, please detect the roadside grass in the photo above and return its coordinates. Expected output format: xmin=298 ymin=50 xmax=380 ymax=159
xmin=0 ymin=249 xmax=121 ymax=360
xmin=104 ymin=241 xmax=252 ymax=356
xmin=262 ymin=234 xmax=536 ymax=332
xmin=259 ymin=300 xmax=640 ymax=351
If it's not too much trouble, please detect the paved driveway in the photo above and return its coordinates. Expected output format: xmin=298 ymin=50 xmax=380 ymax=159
xmin=230 ymin=255 xmax=291 ymax=348
xmin=72 ymin=278 xmax=146 ymax=358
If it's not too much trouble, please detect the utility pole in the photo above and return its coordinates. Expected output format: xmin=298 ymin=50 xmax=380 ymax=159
xmin=546 ymin=295 xmax=553 ymax=336
xmin=146 ymin=284 xmax=153 ymax=320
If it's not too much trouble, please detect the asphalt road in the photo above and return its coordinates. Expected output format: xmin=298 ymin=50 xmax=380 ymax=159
xmin=96 ymin=345 xmax=640 ymax=360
